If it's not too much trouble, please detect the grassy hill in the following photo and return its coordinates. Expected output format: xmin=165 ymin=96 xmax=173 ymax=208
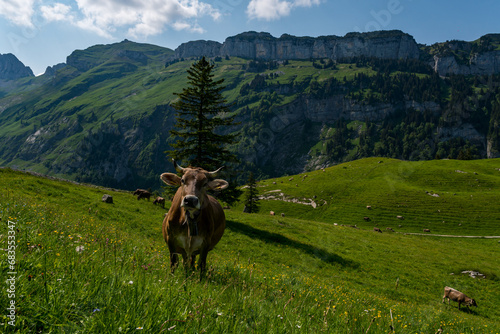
xmin=240 ymin=157 xmax=500 ymax=236
xmin=1 ymin=158 xmax=499 ymax=333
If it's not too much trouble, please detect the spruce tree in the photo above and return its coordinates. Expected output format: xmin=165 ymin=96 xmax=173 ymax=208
xmin=243 ymin=172 xmax=259 ymax=213
xmin=167 ymin=57 xmax=241 ymax=204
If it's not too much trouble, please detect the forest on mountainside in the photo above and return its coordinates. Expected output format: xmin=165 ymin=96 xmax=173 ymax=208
xmin=229 ymin=56 xmax=500 ymax=177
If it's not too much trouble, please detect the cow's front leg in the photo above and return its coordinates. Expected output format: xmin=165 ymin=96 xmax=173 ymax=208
xmin=198 ymin=246 xmax=210 ymax=280
xmin=189 ymin=255 xmax=196 ymax=269
xmin=183 ymin=254 xmax=196 ymax=270
xmin=169 ymin=253 xmax=179 ymax=273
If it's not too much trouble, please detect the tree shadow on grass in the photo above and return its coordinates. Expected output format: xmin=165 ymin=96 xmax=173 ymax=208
xmin=226 ymin=220 xmax=359 ymax=269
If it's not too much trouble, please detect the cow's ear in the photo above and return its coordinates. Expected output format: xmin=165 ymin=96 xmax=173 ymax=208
xmin=207 ymin=179 xmax=229 ymax=191
xmin=161 ymin=173 xmax=181 ymax=186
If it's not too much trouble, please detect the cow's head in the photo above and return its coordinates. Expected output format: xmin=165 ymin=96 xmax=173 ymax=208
xmin=468 ymin=299 xmax=478 ymax=307
xmin=161 ymin=160 xmax=228 ymax=215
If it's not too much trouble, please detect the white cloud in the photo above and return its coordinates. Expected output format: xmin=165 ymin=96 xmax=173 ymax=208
xmin=247 ymin=0 xmax=321 ymax=21
xmin=41 ymin=3 xmax=73 ymax=22
xmin=171 ymin=21 xmax=205 ymax=33
xmin=0 ymin=0 xmax=36 ymax=27
xmin=73 ymin=0 xmax=221 ymax=38
xmin=0 ymin=0 xmax=220 ymax=38
xmin=75 ymin=16 xmax=114 ymax=38
xmin=247 ymin=0 xmax=292 ymax=21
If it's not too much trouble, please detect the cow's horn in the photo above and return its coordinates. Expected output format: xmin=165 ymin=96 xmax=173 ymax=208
xmin=207 ymin=166 xmax=224 ymax=176
xmin=173 ymin=159 xmax=185 ymax=173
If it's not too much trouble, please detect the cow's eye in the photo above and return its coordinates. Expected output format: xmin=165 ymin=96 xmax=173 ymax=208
xmin=181 ymin=178 xmax=185 ymax=184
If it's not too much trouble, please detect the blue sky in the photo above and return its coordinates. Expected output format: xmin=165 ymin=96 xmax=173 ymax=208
xmin=0 ymin=0 xmax=498 ymax=75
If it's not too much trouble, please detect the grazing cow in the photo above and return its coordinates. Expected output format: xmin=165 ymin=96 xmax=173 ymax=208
xmin=363 ymin=217 xmax=371 ymax=221
xmin=442 ymin=286 xmax=477 ymax=311
xmin=270 ymin=211 xmax=275 ymax=216
xmin=366 ymin=205 xmax=372 ymax=210
xmin=386 ymin=227 xmax=394 ymax=232
xmin=160 ymin=160 xmax=228 ymax=277
xmin=281 ymin=213 xmax=285 ymax=217
xmin=134 ymin=189 xmax=148 ymax=196
xmin=423 ymin=228 xmax=431 ymax=233
xmin=153 ymin=196 xmax=165 ymax=208
xmin=397 ymin=215 xmax=404 ymax=220
xmin=373 ymin=227 xmax=382 ymax=233
xmin=137 ymin=191 xmax=152 ymax=201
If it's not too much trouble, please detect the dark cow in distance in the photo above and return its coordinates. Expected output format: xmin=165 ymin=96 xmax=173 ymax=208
xmin=133 ymin=189 xmax=147 ymax=196
xmin=153 ymin=197 xmax=166 ymax=208
xmin=137 ymin=191 xmax=152 ymax=201
xmin=134 ymin=189 xmax=152 ymax=201
xmin=442 ymin=286 xmax=477 ymax=311
xmin=160 ymin=160 xmax=228 ymax=277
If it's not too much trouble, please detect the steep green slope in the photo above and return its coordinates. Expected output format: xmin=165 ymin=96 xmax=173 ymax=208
xmin=1 ymin=158 xmax=499 ymax=332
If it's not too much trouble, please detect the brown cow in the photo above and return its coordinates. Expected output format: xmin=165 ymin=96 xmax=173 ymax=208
xmin=160 ymin=160 xmax=228 ymax=277
xmin=442 ymin=286 xmax=477 ymax=311
xmin=133 ymin=189 xmax=148 ymax=196
xmin=373 ymin=227 xmax=382 ymax=233
xmin=153 ymin=196 xmax=165 ymax=208
xmin=137 ymin=191 xmax=152 ymax=201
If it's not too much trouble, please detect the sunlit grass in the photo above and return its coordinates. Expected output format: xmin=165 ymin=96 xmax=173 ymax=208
xmin=1 ymin=160 xmax=499 ymax=333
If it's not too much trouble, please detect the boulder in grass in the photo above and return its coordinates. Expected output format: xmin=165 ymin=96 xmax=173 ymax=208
xmin=102 ymin=194 xmax=113 ymax=204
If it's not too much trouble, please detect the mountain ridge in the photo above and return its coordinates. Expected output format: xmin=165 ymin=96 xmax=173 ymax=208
xmin=0 ymin=31 xmax=499 ymax=190
xmin=175 ymin=30 xmax=420 ymax=63
xmin=2 ymin=31 xmax=500 ymax=80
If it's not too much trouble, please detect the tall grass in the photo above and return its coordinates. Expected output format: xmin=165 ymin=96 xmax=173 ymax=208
xmin=1 ymin=160 xmax=499 ymax=333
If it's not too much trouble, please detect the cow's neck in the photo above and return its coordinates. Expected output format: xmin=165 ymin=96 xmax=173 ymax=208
xmin=183 ymin=209 xmax=201 ymax=236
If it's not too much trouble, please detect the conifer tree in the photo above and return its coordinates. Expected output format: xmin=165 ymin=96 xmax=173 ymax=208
xmin=243 ymin=172 xmax=259 ymax=213
xmin=167 ymin=57 xmax=241 ymax=204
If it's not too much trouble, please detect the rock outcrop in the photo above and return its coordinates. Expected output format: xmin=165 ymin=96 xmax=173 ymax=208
xmin=175 ymin=40 xmax=223 ymax=59
xmin=0 ymin=53 xmax=34 ymax=80
xmin=175 ymin=30 xmax=420 ymax=61
xmin=431 ymin=51 xmax=500 ymax=76
xmin=43 ymin=63 xmax=67 ymax=77
xmin=428 ymin=34 xmax=500 ymax=76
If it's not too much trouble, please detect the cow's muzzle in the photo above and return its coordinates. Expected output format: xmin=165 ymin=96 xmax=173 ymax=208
xmin=181 ymin=195 xmax=200 ymax=210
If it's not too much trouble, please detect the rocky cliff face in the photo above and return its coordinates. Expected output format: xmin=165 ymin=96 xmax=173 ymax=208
xmin=175 ymin=40 xmax=223 ymax=59
xmin=0 ymin=53 xmax=34 ymax=80
xmin=241 ymin=94 xmax=453 ymax=176
xmin=177 ymin=31 xmax=500 ymax=77
xmin=428 ymin=34 xmax=500 ymax=76
xmin=431 ymin=51 xmax=500 ymax=76
xmin=487 ymin=139 xmax=500 ymax=158
xmin=175 ymin=30 xmax=420 ymax=61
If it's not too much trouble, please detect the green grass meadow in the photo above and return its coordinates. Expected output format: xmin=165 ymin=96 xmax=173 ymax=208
xmin=1 ymin=158 xmax=500 ymax=333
